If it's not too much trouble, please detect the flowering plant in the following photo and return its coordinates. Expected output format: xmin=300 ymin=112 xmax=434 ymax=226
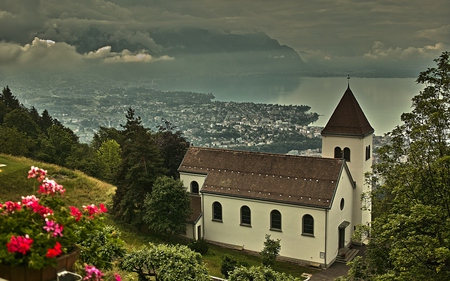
xmin=0 ymin=166 xmax=107 ymax=269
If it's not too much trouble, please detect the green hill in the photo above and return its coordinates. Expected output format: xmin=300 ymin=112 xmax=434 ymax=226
xmin=0 ymin=154 xmax=115 ymax=207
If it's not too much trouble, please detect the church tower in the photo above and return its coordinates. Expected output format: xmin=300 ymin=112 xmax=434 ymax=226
xmin=321 ymin=84 xmax=374 ymax=230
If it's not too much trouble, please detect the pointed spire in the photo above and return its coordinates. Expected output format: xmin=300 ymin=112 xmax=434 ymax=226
xmin=321 ymin=82 xmax=374 ymax=137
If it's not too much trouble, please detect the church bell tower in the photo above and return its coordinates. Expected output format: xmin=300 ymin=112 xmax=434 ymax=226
xmin=321 ymin=82 xmax=374 ymax=230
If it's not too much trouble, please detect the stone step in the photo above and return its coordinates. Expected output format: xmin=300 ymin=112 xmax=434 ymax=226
xmin=335 ymin=249 xmax=359 ymax=263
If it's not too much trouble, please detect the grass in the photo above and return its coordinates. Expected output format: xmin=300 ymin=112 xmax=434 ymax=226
xmin=0 ymin=154 xmax=319 ymax=279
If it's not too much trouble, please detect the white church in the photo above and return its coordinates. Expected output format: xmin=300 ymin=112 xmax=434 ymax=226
xmin=178 ymin=85 xmax=373 ymax=267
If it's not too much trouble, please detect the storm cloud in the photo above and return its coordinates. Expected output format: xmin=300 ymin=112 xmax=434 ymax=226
xmin=0 ymin=0 xmax=448 ymax=75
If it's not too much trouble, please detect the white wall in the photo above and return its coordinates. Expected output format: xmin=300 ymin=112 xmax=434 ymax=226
xmin=325 ymin=166 xmax=355 ymax=266
xmin=180 ymin=172 xmax=207 ymax=193
xmin=202 ymin=194 xmax=327 ymax=264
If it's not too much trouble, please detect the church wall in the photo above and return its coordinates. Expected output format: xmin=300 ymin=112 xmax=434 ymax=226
xmin=325 ymin=166 xmax=355 ymax=266
xmin=180 ymin=172 xmax=207 ymax=193
xmin=202 ymin=193 xmax=327 ymax=264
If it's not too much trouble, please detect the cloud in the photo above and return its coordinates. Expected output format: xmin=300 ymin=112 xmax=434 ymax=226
xmin=0 ymin=38 xmax=174 ymax=70
xmin=363 ymin=41 xmax=447 ymax=60
xmin=86 ymin=46 xmax=174 ymax=63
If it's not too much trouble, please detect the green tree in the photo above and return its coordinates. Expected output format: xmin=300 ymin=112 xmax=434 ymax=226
xmin=3 ymin=108 xmax=41 ymax=138
xmin=260 ymin=234 xmax=281 ymax=267
xmin=143 ymin=176 xmax=191 ymax=237
xmin=0 ymin=126 xmax=36 ymax=156
xmin=96 ymin=139 xmax=122 ymax=182
xmin=120 ymin=242 xmax=210 ymax=281
xmin=112 ymin=108 xmax=164 ymax=226
xmin=228 ymin=265 xmax=301 ymax=281
xmin=155 ymin=119 xmax=190 ymax=179
xmin=343 ymin=52 xmax=450 ymax=280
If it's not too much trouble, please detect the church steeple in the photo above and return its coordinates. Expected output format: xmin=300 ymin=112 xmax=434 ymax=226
xmin=321 ymin=86 xmax=374 ymax=137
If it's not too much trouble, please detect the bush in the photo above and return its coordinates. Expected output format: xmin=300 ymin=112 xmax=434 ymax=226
xmin=188 ymin=238 xmax=209 ymax=255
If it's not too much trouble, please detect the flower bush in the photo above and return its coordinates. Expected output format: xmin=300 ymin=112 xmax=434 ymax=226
xmin=0 ymin=166 xmax=108 ymax=269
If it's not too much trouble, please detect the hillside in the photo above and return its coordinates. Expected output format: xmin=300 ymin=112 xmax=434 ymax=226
xmin=0 ymin=154 xmax=115 ymax=208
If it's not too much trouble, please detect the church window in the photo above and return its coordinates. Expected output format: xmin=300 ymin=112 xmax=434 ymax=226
xmin=191 ymin=181 xmax=199 ymax=194
xmin=366 ymin=145 xmax=371 ymax=160
xmin=343 ymin=147 xmax=351 ymax=162
xmin=213 ymin=202 xmax=222 ymax=222
xmin=340 ymin=198 xmax=345 ymax=210
xmin=334 ymin=147 xmax=342 ymax=158
xmin=270 ymin=210 xmax=282 ymax=231
xmin=302 ymin=214 xmax=314 ymax=236
xmin=240 ymin=206 xmax=251 ymax=226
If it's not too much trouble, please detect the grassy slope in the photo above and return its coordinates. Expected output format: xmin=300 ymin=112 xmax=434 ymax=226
xmin=0 ymin=154 xmax=317 ymax=279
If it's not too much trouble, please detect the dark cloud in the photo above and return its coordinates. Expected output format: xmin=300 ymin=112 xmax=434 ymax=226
xmin=0 ymin=0 xmax=448 ymax=75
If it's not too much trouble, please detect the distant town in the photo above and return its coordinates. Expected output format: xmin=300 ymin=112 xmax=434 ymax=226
xmin=11 ymin=80 xmax=389 ymax=158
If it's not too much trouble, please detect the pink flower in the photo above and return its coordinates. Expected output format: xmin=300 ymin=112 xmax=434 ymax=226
xmin=83 ymin=204 xmax=107 ymax=218
xmin=3 ymin=201 xmax=21 ymax=212
xmin=43 ymin=219 xmax=64 ymax=237
xmin=46 ymin=242 xmax=62 ymax=258
xmin=38 ymin=179 xmax=66 ymax=195
xmin=83 ymin=265 xmax=104 ymax=281
xmin=6 ymin=235 xmax=33 ymax=255
xmin=28 ymin=166 xmax=47 ymax=182
xmin=114 ymin=274 xmax=121 ymax=281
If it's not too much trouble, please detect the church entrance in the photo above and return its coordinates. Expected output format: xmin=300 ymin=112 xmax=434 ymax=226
xmin=338 ymin=221 xmax=350 ymax=249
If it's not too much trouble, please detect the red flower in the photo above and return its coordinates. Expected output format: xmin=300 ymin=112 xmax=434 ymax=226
xmin=70 ymin=206 xmax=82 ymax=221
xmin=46 ymin=242 xmax=62 ymax=258
xmin=6 ymin=235 xmax=33 ymax=255
xmin=99 ymin=203 xmax=107 ymax=213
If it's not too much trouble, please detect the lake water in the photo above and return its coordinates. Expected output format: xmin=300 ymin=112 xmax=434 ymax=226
xmin=157 ymin=76 xmax=424 ymax=135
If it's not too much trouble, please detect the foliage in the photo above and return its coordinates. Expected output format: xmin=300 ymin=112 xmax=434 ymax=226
xmin=0 ymin=166 xmax=108 ymax=269
xmin=143 ymin=176 xmax=192 ymax=237
xmin=188 ymin=238 xmax=209 ymax=255
xmin=120 ymin=242 xmax=210 ymax=281
xmin=342 ymin=52 xmax=450 ymax=280
xmin=260 ymin=234 xmax=281 ymax=267
xmin=79 ymin=225 xmax=126 ymax=270
xmin=112 ymin=108 xmax=165 ymax=226
xmin=221 ymin=255 xmax=250 ymax=279
xmin=95 ymin=139 xmax=122 ymax=182
xmin=228 ymin=265 xmax=302 ymax=281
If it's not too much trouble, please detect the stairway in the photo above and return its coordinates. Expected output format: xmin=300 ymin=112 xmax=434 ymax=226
xmin=335 ymin=248 xmax=360 ymax=264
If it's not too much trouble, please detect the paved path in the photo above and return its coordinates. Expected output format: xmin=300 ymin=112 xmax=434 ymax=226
xmin=308 ymin=245 xmax=365 ymax=281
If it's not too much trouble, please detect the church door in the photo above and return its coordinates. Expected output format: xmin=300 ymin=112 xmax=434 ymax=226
xmin=197 ymin=225 xmax=202 ymax=240
xmin=338 ymin=227 xmax=345 ymax=249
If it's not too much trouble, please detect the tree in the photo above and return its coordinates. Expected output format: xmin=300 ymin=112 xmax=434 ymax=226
xmin=260 ymin=234 xmax=281 ymax=267
xmin=95 ymin=139 xmax=122 ymax=182
xmin=154 ymin=119 xmax=190 ymax=179
xmin=343 ymin=52 xmax=450 ymax=280
xmin=0 ymin=126 xmax=36 ymax=156
xmin=228 ymin=265 xmax=301 ymax=281
xmin=120 ymin=243 xmax=210 ymax=281
xmin=112 ymin=108 xmax=165 ymax=226
xmin=143 ymin=176 xmax=192 ymax=237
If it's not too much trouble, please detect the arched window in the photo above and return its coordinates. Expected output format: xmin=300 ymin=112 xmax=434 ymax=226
xmin=302 ymin=214 xmax=314 ymax=236
xmin=240 ymin=206 xmax=251 ymax=226
xmin=191 ymin=181 xmax=199 ymax=194
xmin=334 ymin=147 xmax=342 ymax=159
xmin=343 ymin=147 xmax=351 ymax=162
xmin=270 ymin=210 xmax=282 ymax=231
xmin=212 ymin=202 xmax=222 ymax=221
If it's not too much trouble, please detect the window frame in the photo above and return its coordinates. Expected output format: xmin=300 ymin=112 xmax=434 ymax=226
xmin=302 ymin=214 xmax=314 ymax=237
xmin=212 ymin=201 xmax=223 ymax=222
xmin=334 ymin=146 xmax=342 ymax=159
xmin=343 ymin=147 xmax=351 ymax=162
xmin=270 ymin=210 xmax=282 ymax=231
xmin=240 ymin=205 xmax=251 ymax=226
xmin=191 ymin=181 xmax=199 ymax=194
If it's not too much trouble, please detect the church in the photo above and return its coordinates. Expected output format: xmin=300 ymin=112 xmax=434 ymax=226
xmin=178 ymin=85 xmax=374 ymax=268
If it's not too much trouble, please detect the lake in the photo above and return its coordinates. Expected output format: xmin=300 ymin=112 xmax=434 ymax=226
xmin=157 ymin=76 xmax=424 ymax=135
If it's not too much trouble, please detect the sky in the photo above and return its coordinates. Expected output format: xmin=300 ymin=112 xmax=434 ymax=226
xmin=0 ymin=0 xmax=449 ymax=75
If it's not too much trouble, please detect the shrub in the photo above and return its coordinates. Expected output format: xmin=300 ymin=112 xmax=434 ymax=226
xmin=188 ymin=238 xmax=209 ymax=255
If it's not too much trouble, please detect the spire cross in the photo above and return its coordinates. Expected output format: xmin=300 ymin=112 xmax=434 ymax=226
xmin=347 ymin=74 xmax=350 ymax=87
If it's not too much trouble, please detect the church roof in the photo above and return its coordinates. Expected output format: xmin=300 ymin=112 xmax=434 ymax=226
xmin=321 ymin=86 xmax=374 ymax=137
xmin=179 ymin=147 xmax=349 ymax=209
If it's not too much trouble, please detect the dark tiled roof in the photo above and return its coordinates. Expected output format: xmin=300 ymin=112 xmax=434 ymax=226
xmin=321 ymin=86 xmax=374 ymax=137
xmin=179 ymin=147 xmax=346 ymax=208
xmin=188 ymin=194 xmax=202 ymax=223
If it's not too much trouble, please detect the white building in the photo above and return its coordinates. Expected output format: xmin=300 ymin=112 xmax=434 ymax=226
xmin=178 ymin=85 xmax=374 ymax=267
